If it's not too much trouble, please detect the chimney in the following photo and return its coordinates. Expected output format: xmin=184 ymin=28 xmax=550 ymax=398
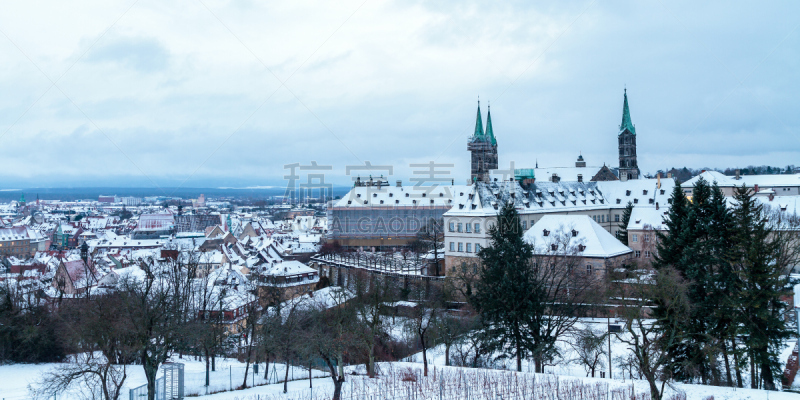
xmin=667 ymin=172 xmax=672 ymax=179
xmin=396 ymin=180 xmax=402 ymax=188
xmin=656 ymin=202 xmax=660 ymax=210
xmin=735 ymin=169 xmax=740 ymax=180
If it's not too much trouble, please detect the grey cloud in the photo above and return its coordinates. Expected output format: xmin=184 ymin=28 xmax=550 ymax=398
xmin=85 ymin=36 xmax=169 ymax=73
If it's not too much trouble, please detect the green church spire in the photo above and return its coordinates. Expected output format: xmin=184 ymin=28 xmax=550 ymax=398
xmin=485 ymin=104 xmax=496 ymax=145
xmin=620 ymin=88 xmax=636 ymax=135
xmin=473 ymin=99 xmax=484 ymax=138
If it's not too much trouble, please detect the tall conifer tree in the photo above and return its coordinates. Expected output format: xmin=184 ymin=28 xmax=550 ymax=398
xmin=471 ymin=202 xmax=535 ymax=372
xmin=617 ymin=201 xmax=634 ymax=245
xmin=727 ymin=185 xmax=794 ymax=390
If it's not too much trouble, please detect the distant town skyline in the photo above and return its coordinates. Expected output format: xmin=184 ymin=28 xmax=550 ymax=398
xmin=1 ymin=1 xmax=798 ymax=188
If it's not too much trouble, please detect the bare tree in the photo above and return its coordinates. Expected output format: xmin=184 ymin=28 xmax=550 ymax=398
xmin=117 ymin=255 xmax=196 ymax=400
xmin=32 ymin=353 xmax=128 ymax=400
xmin=410 ymin=218 xmax=444 ymax=276
xmin=32 ymin=288 xmax=137 ymax=400
xmin=569 ymin=326 xmax=607 ymax=377
xmin=403 ymin=280 xmax=439 ymax=376
xmin=350 ymin=270 xmax=396 ymax=378
xmin=304 ymin=287 xmax=358 ymax=400
xmin=515 ymin=226 xmax=600 ymax=372
xmin=610 ymin=267 xmax=690 ymax=400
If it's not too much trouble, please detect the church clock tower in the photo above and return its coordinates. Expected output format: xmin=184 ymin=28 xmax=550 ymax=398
xmin=618 ymin=89 xmax=639 ymax=180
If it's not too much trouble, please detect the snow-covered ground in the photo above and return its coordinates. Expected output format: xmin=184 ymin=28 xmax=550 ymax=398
xmin=406 ymin=318 xmax=797 ymax=386
xmin=1 ymin=317 xmax=796 ymax=400
xmin=0 ymin=356 xmax=323 ymax=400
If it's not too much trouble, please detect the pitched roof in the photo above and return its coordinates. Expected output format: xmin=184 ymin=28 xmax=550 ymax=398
xmin=626 ymin=206 xmax=668 ymax=231
xmin=524 ymin=215 xmax=632 ymax=258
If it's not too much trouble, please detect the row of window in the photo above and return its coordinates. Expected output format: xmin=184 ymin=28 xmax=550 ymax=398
xmin=634 ymin=250 xmax=652 ymax=258
xmin=449 ymin=242 xmax=482 ymax=253
xmin=448 ymin=222 xmax=481 ymax=234
xmin=534 ymin=262 xmax=599 ymax=274
xmin=591 ymin=214 xmax=621 ymax=223
xmin=630 ymin=234 xmax=651 ymax=243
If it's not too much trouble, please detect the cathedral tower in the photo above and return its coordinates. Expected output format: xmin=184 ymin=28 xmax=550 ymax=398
xmin=618 ymin=89 xmax=639 ymax=180
xmin=468 ymin=101 xmax=498 ymax=183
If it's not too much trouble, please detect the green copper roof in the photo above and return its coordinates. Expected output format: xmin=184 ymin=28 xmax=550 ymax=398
xmin=620 ymin=89 xmax=635 ymax=135
xmin=485 ymin=106 xmax=496 ymax=145
xmin=473 ymin=102 xmax=484 ymax=138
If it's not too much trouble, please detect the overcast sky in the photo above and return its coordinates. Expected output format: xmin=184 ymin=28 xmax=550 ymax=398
xmin=1 ymin=0 xmax=798 ymax=189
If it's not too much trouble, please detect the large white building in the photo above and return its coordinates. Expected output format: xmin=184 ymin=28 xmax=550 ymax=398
xmin=442 ymin=177 xmax=673 ymax=274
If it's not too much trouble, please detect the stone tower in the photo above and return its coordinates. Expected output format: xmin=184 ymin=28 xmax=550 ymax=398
xmin=468 ymin=101 xmax=498 ymax=183
xmin=618 ymin=89 xmax=639 ymax=180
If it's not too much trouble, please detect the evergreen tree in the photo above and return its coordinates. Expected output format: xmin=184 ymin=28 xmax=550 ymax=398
xmin=617 ymin=201 xmax=634 ymax=245
xmin=471 ymin=202 xmax=534 ymax=372
xmin=727 ymin=185 xmax=794 ymax=390
xmin=653 ymin=180 xmax=688 ymax=269
xmin=654 ymin=178 xmax=731 ymax=384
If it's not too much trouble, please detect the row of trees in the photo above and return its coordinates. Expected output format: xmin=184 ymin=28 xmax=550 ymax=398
xmin=651 ymin=178 xmax=798 ymax=391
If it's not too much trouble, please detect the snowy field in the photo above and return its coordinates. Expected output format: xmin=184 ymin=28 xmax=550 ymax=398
xmin=406 ymin=318 xmax=798 ymax=385
xmin=1 ymin=317 xmax=797 ymax=400
xmin=0 ymin=357 xmax=324 ymax=400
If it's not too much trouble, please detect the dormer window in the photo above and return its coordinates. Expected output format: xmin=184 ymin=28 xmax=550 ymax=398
xmin=634 ymin=199 xmax=639 ymax=204
xmin=405 ymin=193 xmax=409 ymax=197
xmin=649 ymin=198 xmax=654 ymax=204
xmin=550 ymin=244 xmax=558 ymax=251
xmin=363 ymin=200 xmax=368 ymax=205
xmin=578 ymin=244 xmax=586 ymax=252
xmin=543 ymin=229 xmax=550 ymax=236
xmin=439 ymin=193 xmax=443 ymax=197
xmin=459 ymin=204 xmax=465 ymax=209
xmin=643 ymin=190 xmax=648 ymax=195
xmin=412 ymin=200 xmax=417 ymax=204
xmin=357 ymin=194 xmax=361 ymax=198
xmin=577 ymin=174 xmax=583 ymax=182
xmin=626 ymin=190 xmax=631 ymax=196
xmin=373 ymin=193 xmax=377 ymax=197
xmin=395 ymin=200 xmax=399 ymax=204
xmin=380 ymin=200 xmax=384 ymax=204
xmin=616 ymin=199 xmax=621 ymax=204
xmin=660 ymin=189 xmax=665 ymax=195
xmin=422 ymin=193 xmax=426 ymax=197
xmin=430 ymin=199 xmax=434 ymax=204
xmin=389 ymin=193 xmax=393 ymax=197
xmin=571 ymin=229 xmax=578 ymax=237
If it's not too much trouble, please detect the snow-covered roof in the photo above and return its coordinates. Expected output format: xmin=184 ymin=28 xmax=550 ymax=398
xmin=533 ymin=166 xmax=604 ymax=183
xmin=444 ymin=178 xmax=673 ymax=218
xmin=264 ymin=260 xmax=316 ymax=277
xmin=626 ymin=206 xmax=668 ymax=231
xmin=332 ymin=185 xmax=468 ymax=208
xmin=683 ymin=171 xmax=800 ymax=188
xmin=0 ymin=226 xmax=43 ymax=242
xmin=524 ymin=215 xmax=632 ymax=258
